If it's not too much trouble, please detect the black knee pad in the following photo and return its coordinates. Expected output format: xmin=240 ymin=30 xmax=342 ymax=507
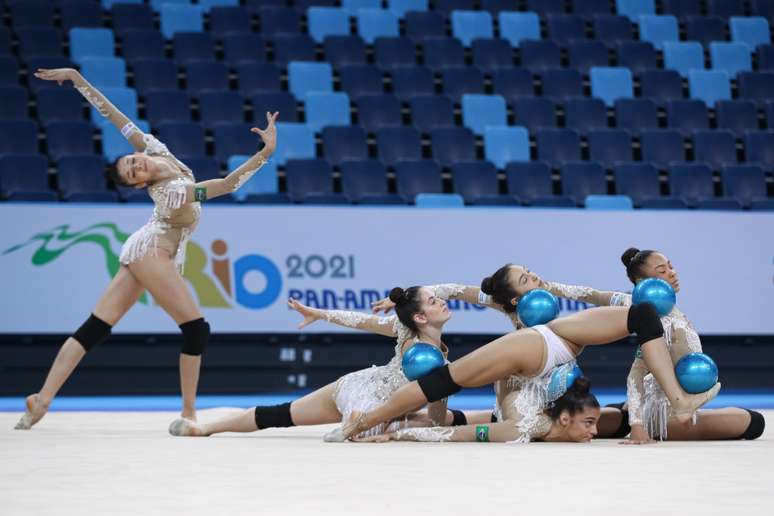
xmin=179 ymin=318 xmax=210 ymax=356
xmin=740 ymin=409 xmax=765 ymax=440
xmin=72 ymin=314 xmax=112 ymax=351
xmin=604 ymin=402 xmax=631 ymax=438
xmin=627 ymin=303 xmax=664 ymax=345
xmin=449 ymin=409 xmax=467 ymax=426
xmin=417 ymin=365 xmax=462 ymax=402
xmin=254 ymin=402 xmax=294 ymax=429
xmin=490 ymin=412 xmax=498 ymax=423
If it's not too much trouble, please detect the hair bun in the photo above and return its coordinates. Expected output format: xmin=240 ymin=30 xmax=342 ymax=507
xmin=569 ymin=377 xmax=591 ymax=395
xmin=621 ymin=247 xmax=640 ymax=268
xmin=389 ymin=287 xmax=406 ymax=304
xmin=480 ymin=276 xmax=494 ymax=295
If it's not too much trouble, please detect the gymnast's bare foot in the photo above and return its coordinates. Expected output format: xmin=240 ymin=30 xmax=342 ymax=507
xmin=169 ymin=418 xmax=206 ymax=437
xmin=180 ymin=409 xmax=197 ymax=422
xmin=671 ymin=383 xmax=721 ymax=424
xmin=14 ymin=394 xmax=50 ymax=430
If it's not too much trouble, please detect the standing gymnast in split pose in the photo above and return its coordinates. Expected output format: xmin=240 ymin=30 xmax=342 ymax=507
xmin=15 ymin=68 xmax=277 ymax=430
xmin=337 ymin=263 xmax=721 ymax=441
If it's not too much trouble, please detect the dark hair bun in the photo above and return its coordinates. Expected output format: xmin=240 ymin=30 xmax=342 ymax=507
xmin=621 ymin=247 xmax=640 ymax=268
xmin=480 ymin=276 xmax=494 ymax=295
xmin=389 ymin=287 xmax=406 ymax=304
xmin=568 ymin=377 xmax=592 ymax=395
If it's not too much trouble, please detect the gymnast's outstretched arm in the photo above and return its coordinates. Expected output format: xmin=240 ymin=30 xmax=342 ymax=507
xmin=545 ymin=281 xmax=626 ymax=307
xmin=355 ymin=420 xmax=530 ymax=443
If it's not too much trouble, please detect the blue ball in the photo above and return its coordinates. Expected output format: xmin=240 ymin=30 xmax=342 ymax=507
xmin=517 ymin=289 xmax=560 ymax=327
xmin=632 ymin=278 xmax=676 ymax=317
xmin=675 ymin=353 xmax=718 ymax=394
xmin=402 ymin=343 xmax=445 ymax=381
xmin=547 ymin=363 xmax=584 ymax=401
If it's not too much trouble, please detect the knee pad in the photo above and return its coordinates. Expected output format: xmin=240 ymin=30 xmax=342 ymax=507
xmin=179 ymin=318 xmax=210 ymax=356
xmin=490 ymin=412 xmax=498 ymax=423
xmin=604 ymin=402 xmax=631 ymax=438
xmin=740 ymin=409 xmax=765 ymax=440
xmin=72 ymin=314 xmax=112 ymax=351
xmin=627 ymin=303 xmax=664 ymax=345
xmin=254 ymin=402 xmax=294 ymax=429
xmin=417 ymin=365 xmax=462 ymax=403
xmin=449 ymin=409 xmax=467 ymax=426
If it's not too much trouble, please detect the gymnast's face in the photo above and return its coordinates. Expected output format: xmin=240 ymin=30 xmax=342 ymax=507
xmin=412 ymin=287 xmax=451 ymax=328
xmin=116 ymin=153 xmax=156 ymax=188
xmin=640 ymin=252 xmax=680 ymax=293
xmin=558 ymin=406 xmax=600 ymax=443
xmin=507 ymin=265 xmax=545 ymax=299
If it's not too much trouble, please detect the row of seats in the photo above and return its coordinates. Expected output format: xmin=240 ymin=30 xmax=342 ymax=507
xmin=1 ymin=152 xmax=772 ymax=210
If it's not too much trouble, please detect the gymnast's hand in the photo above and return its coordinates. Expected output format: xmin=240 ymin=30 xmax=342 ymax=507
xmin=371 ymin=297 xmax=395 ymax=314
xmin=288 ymin=298 xmax=323 ymax=329
xmin=251 ymin=111 xmax=279 ymax=155
xmin=34 ymin=68 xmax=80 ymax=86
xmin=620 ymin=425 xmax=657 ymax=445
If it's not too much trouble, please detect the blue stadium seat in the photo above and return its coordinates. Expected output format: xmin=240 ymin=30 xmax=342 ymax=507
xmin=288 ymin=62 xmax=333 ymax=100
xmin=227 ymin=156 xmax=284 ymax=203
xmin=111 ymin=3 xmax=155 ymax=34
xmin=0 ymin=154 xmax=52 ymax=200
xmin=751 ymin=0 xmax=774 ymax=23
xmin=0 ymin=87 xmax=28 ymax=120
xmin=60 ymin=2 xmax=103 ymax=31
xmin=451 ymin=11 xmax=493 ymax=47
xmin=737 ymin=72 xmax=774 ymax=105
xmin=588 ymin=129 xmax=633 ymax=167
xmin=388 ymin=0 xmax=429 ymax=18
xmin=395 ymin=160 xmax=443 ymax=201
xmin=375 ymin=127 xmax=422 ymax=166
xmin=305 ymin=92 xmax=351 ymax=131
xmin=322 ymin=126 xmax=368 ymax=165
xmin=640 ymin=129 xmax=685 ymax=168
xmin=547 ymin=14 xmax=587 ymax=45
xmin=540 ymin=69 xmax=583 ymax=100
xmin=567 ymin=41 xmax=609 ymax=73
xmin=433 ymin=0 xmax=476 ymax=14
xmin=471 ymin=39 xmax=513 ymax=73
xmin=199 ymin=91 xmax=244 ymax=128
xmin=46 ymin=121 xmax=94 ymax=159
xmin=157 ymin=122 xmax=207 ymax=158
xmin=430 ymin=127 xmax=476 ymax=167
xmin=744 ymin=131 xmax=774 ymax=169
xmin=391 ymin=66 xmax=435 ymax=101
xmin=273 ymin=123 xmax=316 ymax=165
xmin=414 ymin=193 xmax=465 ymax=207
xmin=185 ymin=61 xmax=229 ymax=96
xmin=614 ymin=99 xmax=659 ymax=134
xmin=405 ymin=11 xmax=446 ymax=42
xmin=373 ymin=37 xmax=416 ymax=70
xmin=132 ymin=59 xmax=178 ymax=94
xmin=70 ymin=28 xmax=114 ymax=64
xmin=270 ymin=35 xmax=316 ymax=66
xmin=575 ymin=0 xmax=614 ymax=15
xmin=564 ymin=98 xmax=608 ymax=134
xmin=716 ymin=100 xmax=759 ymax=137
xmin=101 ymin=119 xmax=149 ymax=162
xmin=525 ymin=0 xmax=565 ymax=16
xmin=339 ymin=65 xmax=384 ymax=99
xmin=461 ymin=94 xmax=507 ymax=135
xmin=484 ymin=126 xmax=530 ymax=169
xmin=710 ymin=42 xmax=752 ymax=77
xmin=308 ymin=7 xmax=350 ymax=44
xmin=211 ymin=123 xmax=260 ymax=163
xmin=409 ymin=95 xmax=454 ymax=133
xmin=80 ymin=57 xmax=126 ymax=89
xmin=221 ymin=34 xmax=266 ymax=64
xmin=590 ymin=67 xmax=633 ymax=107
xmin=237 ymin=63 xmax=282 ymax=96
xmin=149 ymin=0 xmax=194 ymax=9
xmin=668 ymin=163 xmax=714 ymax=206
xmin=585 ymin=195 xmax=633 ymax=210
xmin=422 ymin=38 xmax=466 ymax=70
xmin=638 ymin=15 xmax=679 ymax=50
xmin=662 ymin=0 xmax=702 ymax=16
xmin=325 ymin=36 xmax=367 ymax=68
xmin=173 ymin=33 xmax=215 ymax=64
xmin=285 ymin=159 xmax=343 ymax=204
xmin=730 ymin=17 xmax=771 ymax=49
xmin=491 ymin=68 xmax=534 ymax=104
xmin=498 ymin=12 xmax=541 ymax=48
xmin=639 ymin=198 xmax=689 ymax=209
xmin=36 ymin=87 xmax=83 ymax=123
xmin=57 ymin=155 xmax=110 ymax=200
xmin=514 ymin=97 xmax=556 ymax=131
xmin=0 ymin=57 xmax=17 ymax=86
xmin=692 ymin=130 xmax=737 ymax=170
xmin=451 ymin=161 xmax=513 ymax=205
xmin=10 ymin=0 xmax=53 ymax=27
xmin=694 ymin=198 xmax=743 ymax=210
xmin=0 ymin=27 xmax=10 ymax=56
xmin=356 ymin=95 xmax=402 ymax=133
xmin=593 ymin=15 xmax=634 ymax=44
xmin=442 ymin=67 xmax=485 ymax=100
xmin=182 ymin=156 xmax=221 ymax=182
xmin=615 ymin=41 xmax=658 ymax=73
xmin=685 ymin=16 xmax=726 ymax=47
xmin=144 ymin=91 xmax=191 ymax=125
xmin=616 ymin=0 xmax=655 ymax=22
xmin=256 ymin=6 xmax=301 ymax=36
xmin=688 ymin=70 xmax=731 ymax=107
xmin=251 ymin=92 xmax=299 ymax=123
xmin=765 ymin=100 xmax=774 ymax=128
xmin=339 ymin=160 xmax=399 ymax=204
xmin=613 ymin=163 xmax=661 ymax=206
xmin=121 ymin=30 xmax=165 ymax=63
xmin=666 ymin=100 xmax=710 ymax=136
xmin=17 ymin=28 xmax=64 ymax=59
xmin=639 ymin=70 xmax=683 ymax=105
xmin=341 ymin=0 xmax=381 ymax=15
xmin=561 ymin=163 xmax=608 ymax=206
xmin=663 ymin=42 xmax=704 ymax=78
xmin=504 ymin=161 xmax=555 ymax=205
xmin=209 ymin=6 xmax=252 ymax=37
xmin=536 ymin=129 xmax=581 ymax=167
xmin=520 ymin=40 xmax=562 ymax=70
xmin=160 ymin=4 xmax=204 ymax=39
xmin=721 ymin=164 xmax=768 ymax=208
xmin=357 ymin=9 xmax=399 ymax=44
